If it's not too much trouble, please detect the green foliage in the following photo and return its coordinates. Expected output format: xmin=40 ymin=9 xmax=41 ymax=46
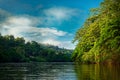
xmin=72 ymin=0 xmax=120 ymax=63
xmin=0 ymin=34 xmax=73 ymax=62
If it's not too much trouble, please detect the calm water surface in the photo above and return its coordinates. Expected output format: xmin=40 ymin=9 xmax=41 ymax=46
xmin=0 ymin=62 xmax=120 ymax=80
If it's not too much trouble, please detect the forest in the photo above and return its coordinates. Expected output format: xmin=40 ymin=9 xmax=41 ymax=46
xmin=0 ymin=34 xmax=72 ymax=62
xmin=72 ymin=0 xmax=120 ymax=64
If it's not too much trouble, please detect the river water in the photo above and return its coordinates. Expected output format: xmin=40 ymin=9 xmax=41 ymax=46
xmin=0 ymin=62 xmax=120 ymax=80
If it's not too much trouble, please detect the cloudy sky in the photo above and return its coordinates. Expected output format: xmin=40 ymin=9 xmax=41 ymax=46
xmin=0 ymin=0 xmax=102 ymax=49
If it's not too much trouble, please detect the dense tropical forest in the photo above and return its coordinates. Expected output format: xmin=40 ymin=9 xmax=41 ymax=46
xmin=72 ymin=0 xmax=120 ymax=64
xmin=0 ymin=34 xmax=72 ymax=62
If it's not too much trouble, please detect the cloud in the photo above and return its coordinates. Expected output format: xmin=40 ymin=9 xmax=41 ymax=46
xmin=0 ymin=16 xmax=74 ymax=49
xmin=43 ymin=39 xmax=75 ymax=49
xmin=59 ymin=41 xmax=75 ymax=49
xmin=0 ymin=17 xmax=66 ymax=37
xmin=42 ymin=39 xmax=60 ymax=46
xmin=0 ymin=7 xmax=76 ymax=49
xmin=43 ymin=7 xmax=79 ymax=24
xmin=0 ymin=16 xmax=38 ymax=37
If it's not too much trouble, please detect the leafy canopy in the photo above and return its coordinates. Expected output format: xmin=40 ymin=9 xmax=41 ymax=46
xmin=72 ymin=0 xmax=120 ymax=63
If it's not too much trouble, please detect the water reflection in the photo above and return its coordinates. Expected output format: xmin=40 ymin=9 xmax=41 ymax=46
xmin=0 ymin=63 xmax=27 ymax=80
xmin=75 ymin=63 xmax=120 ymax=80
xmin=0 ymin=62 xmax=76 ymax=80
xmin=0 ymin=63 xmax=120 ymax=80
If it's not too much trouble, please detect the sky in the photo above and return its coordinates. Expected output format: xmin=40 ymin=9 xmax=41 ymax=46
xmin=0 ymin=0 xmax=103 ymax=49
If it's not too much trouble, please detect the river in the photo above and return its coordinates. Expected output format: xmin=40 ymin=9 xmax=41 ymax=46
xmin=0 ymin=62 xmax=120 ymax=80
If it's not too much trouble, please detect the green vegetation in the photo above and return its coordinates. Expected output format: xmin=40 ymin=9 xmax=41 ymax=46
xmin=72 ymin=0 xmax=120 ymax=63
xmin=75 ymin=64 xmax=120 ymax=80
xmin=0 ymin=34 xmax=72 ymax=62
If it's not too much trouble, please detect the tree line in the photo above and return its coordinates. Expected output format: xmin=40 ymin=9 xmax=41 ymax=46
xmin=0 ymin=34 xmax=73 ymax=62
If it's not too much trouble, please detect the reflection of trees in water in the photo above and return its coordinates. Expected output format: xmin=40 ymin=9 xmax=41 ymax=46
xmin=74 ymin=64 xmax=120 ymax=80
xmin=0 ymin=62 xmax=75 ymax=80
xmin=26 ymin=62 xmax=60 ymax=80
xmin=0 ymin=63 xmax=27 ymax=80
xmin=0 ymin=63 xmax=60 ymax=80
xmin=26 ymin=62 xmax=75 ymax=80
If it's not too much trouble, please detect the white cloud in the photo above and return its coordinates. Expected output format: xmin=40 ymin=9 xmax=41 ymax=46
xmin=0 ymin=7 xmax=78 ymax=49
xmin=7 ymin=17 xmax=31 ymax=26
xmin=0 ymin=16 xmax=66 ymax=36
xmin=42 ymin=39 xmax=60 ymax=46
xmin=59 ymin=41 xmax=75 ymax=49
xmin=43 ymin=39 xmax=75 ymax=49
xmin=0 ymin=16 xmax=75 ymax=49
xmin=44 ymin=7 xmax=79 ymax=22
xmin=37 ymin=27 xmax=66 ymax=36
